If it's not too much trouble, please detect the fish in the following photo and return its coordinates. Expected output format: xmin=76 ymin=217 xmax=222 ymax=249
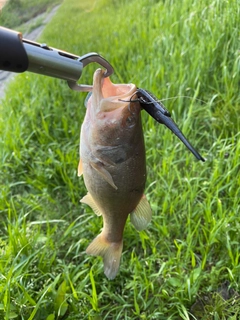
xmin=78 ymin=68 xmax=152 ymax=280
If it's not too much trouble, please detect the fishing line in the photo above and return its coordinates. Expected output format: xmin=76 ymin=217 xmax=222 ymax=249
xmin=119 ymin=94 xmax=207 ymax=105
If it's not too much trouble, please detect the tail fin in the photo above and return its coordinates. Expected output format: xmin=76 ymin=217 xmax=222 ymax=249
xmin=86 ymin=233 xmax=123 ymax=280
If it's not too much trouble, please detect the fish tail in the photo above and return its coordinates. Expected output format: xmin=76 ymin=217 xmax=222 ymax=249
xmin=86 ymin=233 xmax=123 ymax=280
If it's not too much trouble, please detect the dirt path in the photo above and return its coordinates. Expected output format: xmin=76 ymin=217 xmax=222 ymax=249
xmin=0 ymin=0 xmax=7 ymax=10
xmin=0 ymin=5 xmax=61 ymax=98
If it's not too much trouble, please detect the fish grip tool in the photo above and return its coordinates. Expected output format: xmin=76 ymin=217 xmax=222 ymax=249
xmin=0 ymin=26 xmax=114 ymax=92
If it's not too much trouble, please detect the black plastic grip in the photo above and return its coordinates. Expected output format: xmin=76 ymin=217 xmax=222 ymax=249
xmin=0 ymin=26 xmax=28 ymax=73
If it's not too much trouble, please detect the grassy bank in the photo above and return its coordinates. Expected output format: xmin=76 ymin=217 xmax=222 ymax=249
xmin=0 ymin=0 xmax=61 ymax=29
xmin=0 ymin=0 xmax=239 ymax=319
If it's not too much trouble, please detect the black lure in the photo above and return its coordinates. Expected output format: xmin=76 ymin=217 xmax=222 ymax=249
xmin=137 ymin=88 xmax=205 ymax=162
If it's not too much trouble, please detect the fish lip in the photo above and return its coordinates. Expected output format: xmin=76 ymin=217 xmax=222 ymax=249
xmin=93 ymin=68 xmax=105 ymax=97
xmin=84 ymin=69 xmax=105 ymax=108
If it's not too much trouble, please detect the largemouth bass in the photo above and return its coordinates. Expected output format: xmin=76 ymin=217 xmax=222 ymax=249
xmin=78 ymin=68 xmax=152 ymax=279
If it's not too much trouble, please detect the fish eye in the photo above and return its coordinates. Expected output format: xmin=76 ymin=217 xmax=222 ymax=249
xmin=122 ymin=114 xmax=136 ymax=128
xmin=84 ymin=92 xmax=92 ymax=108
xmin=126 ymin=116 xmax=135 ymax=126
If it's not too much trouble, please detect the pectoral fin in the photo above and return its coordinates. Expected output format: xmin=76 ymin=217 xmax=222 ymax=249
xmin=130 ymin=195 xmax=152 ymax=231
xmin=90 ymin=161 xmax=117 ymax=190
xmin=80 ymin=192 xmax=102 ymax=216
xmin=78 ymin=159 xmax=83 ymax=177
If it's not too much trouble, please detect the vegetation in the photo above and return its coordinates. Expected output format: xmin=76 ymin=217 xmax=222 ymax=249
xmin=0 ymin=0 xmax=61 ymax=29
xmin=0 ymin=0 xmax=239 ymax=319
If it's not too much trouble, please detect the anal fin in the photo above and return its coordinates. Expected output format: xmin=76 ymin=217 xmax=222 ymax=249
xmin=80 ymin=192 xmax=102 ymax=216
xmin=130 ymin=194 xmax=152 ymax=231
xmin=86 ymin=233 xmax=123 ymax=280
xmin=90 ymin=161 xmax=117 ymax=190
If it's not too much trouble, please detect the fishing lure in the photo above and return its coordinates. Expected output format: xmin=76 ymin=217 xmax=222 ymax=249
xmin=136 ymin=88 xmax=205 ymax=162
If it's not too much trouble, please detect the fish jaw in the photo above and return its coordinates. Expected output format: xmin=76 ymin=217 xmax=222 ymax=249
xmin=90 ymin=68 xmax=137 ymax=113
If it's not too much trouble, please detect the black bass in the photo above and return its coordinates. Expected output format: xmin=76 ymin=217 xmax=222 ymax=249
xmin=78 ymin=68 xmax=151 ymax=279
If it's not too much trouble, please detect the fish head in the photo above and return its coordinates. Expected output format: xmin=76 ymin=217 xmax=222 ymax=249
xmin=84 ymin=68 xmax=142 ymax=144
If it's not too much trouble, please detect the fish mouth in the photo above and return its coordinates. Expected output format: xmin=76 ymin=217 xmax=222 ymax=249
xmin=92 ymin=68 xmax=137 ymax=111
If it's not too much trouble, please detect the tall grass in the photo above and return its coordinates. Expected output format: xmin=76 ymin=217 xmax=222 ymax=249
xmin=0 ymin=0 xmax=239 ymax=319
xmin=0 ymin=0 xmax=61 ymax=28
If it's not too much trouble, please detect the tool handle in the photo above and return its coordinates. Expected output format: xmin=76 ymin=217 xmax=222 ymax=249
xmin=0 ymin=26 xmax=28 ymax=72
xmin=0 ymin=26 xmax=83 ymax=82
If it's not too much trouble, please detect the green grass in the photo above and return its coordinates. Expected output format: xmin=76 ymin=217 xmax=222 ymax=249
xmin=0 ymin=0 xmax=61 ymax=30
xmin=0 ymin=0 xmax=240 ymax=319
